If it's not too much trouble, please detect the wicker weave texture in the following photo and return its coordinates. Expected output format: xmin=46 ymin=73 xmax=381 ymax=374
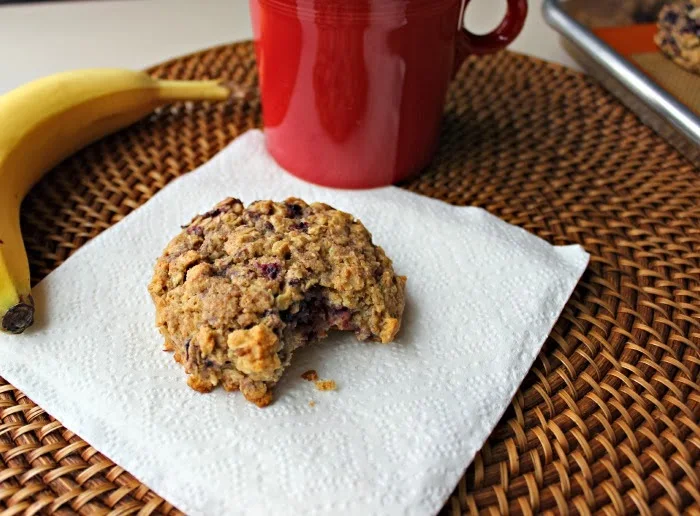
xmin=1 ymin=42 xmax=698 ymax=515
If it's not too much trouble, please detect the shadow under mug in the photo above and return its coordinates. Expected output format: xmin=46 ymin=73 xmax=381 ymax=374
xmin=251 ymin=0 xmax=528 ymax=189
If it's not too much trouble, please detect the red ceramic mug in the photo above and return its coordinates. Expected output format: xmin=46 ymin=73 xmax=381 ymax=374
xmin=250 ymin=0 xmax=528 ymax=188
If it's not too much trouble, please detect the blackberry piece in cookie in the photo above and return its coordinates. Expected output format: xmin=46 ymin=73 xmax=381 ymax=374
xmin=148 ymin=197 xmax=407 ymax=407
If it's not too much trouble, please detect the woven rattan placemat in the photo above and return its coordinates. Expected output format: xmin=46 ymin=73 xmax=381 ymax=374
xmin=1 ymin=41 xmax=698 ymax=515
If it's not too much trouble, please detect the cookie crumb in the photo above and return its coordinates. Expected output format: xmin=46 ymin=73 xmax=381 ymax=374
xmin=315 ymin=379 xmax=337 ymax=391
xmin=309 ymin=400 xmax=316 ymax=407
xmin=302 ymin=370 xmax=319 ymax=381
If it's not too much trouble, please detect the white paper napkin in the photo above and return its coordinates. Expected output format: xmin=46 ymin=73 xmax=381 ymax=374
xmin=0 ymin=130 xmax=588 ymax=516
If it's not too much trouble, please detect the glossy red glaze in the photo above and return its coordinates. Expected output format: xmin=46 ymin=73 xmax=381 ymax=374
xmin=251 ymin=0 xmax=528 ymax=189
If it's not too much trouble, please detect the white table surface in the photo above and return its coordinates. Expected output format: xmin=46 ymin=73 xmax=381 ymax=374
xmin=0 ymin=0 xmax=580 ymax=95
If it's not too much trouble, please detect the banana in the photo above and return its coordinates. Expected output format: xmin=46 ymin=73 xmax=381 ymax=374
xmin=0 ymin=69 xmax=230 ymax=334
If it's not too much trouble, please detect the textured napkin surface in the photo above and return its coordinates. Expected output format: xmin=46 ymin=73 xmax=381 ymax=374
xmin=0 ymin=130 xmax=588 ymax=516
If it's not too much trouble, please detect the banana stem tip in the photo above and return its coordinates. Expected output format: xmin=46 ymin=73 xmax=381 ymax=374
xmin=2 ymin=298 xmax=35 ymax=334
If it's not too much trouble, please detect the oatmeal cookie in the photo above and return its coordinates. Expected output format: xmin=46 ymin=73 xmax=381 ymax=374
xmin=655 ymin=1 xmax=700 ymax=74
xmin=148 ymin=197 xmax=406 ymax=407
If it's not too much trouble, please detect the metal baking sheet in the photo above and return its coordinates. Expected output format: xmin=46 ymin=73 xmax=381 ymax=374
xmin=543 ymin=0 xmax=700 ymax=167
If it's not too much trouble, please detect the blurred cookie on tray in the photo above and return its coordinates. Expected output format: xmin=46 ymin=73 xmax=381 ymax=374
xmin=566 ymin=0 xmax=669 ymax=28
xmin=655 ymin=1 xmax=700 ymax=74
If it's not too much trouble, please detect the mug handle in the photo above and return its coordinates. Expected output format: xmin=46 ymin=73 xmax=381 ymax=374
xmin=455 ymin=0 xmax=528 ymax=69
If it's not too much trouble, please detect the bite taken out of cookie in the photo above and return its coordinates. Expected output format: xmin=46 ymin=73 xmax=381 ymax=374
xmin=148 ymin=197 xmax=407 ymax=407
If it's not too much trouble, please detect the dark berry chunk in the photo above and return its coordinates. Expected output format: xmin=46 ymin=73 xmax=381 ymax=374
xmin=215 ymin=265 xmax=232 ymax=278
xmin=285 ymin=202 xmax=304 ymax=218
xmin=290 ymin=222 xmax=308 ymax=232
xmin=201 ymin=198 xmax=241 ymax=219
xmin=187 ymin=225 xmax=204 ymax=237
xmin=257 ymin=262 xmax=281 ymax=280
xmin=328 ymin=307 xmax=352 ymax=330
xmin=201 ymin=207 xmax=224 ymax=219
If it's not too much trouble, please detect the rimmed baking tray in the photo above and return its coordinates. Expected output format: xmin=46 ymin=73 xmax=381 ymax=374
xmin=543 ymin=0 xmax=700 ymax=167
